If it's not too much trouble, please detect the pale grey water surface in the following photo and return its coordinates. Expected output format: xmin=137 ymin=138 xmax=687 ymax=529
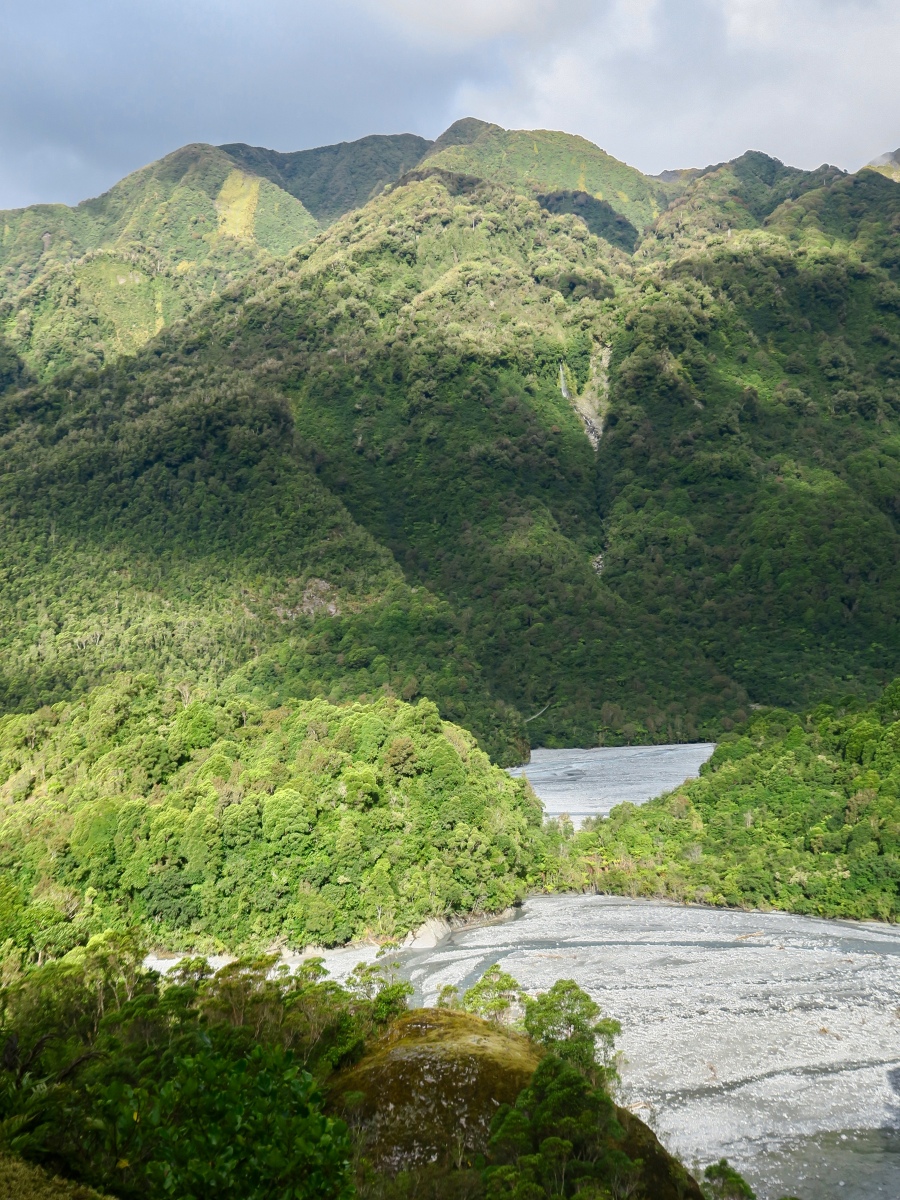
xmin=507 ymin=742 xmax=716 ymax=823
xmin=319 ymin=897 xmax=900 ymax=1200
xmin=148 ymin=743 xmax=900 ymax=1198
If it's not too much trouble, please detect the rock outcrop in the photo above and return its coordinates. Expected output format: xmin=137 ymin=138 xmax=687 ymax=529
xmin=328 ymin=1008 xmax=704 ymax=1199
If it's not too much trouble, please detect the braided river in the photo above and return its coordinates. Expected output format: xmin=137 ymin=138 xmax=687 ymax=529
xmin=319 ymin=744 xmax=900 ymax=1199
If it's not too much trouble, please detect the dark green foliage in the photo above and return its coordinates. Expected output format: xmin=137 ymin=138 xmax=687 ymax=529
xmin=550 ymin=677 xmax=900 ymax=921
xmin=0 ymin=934 xmax=410 ymax=1198
xmin=88 ymin=1043 xmax=351 ymax=1200
xmin=537 ymin=191 xmax=639 ymax=253
xmin=485 ymin=1056 xmax=632 ymax=1199
xmin=0 ymin=680 xmax=542 ymax=957
xmin=523 ymin=980 xmax=620 ymax=1083
xmin=3 ymin=126 xmax=900 ymax=763
xmin=0 ymin=329 xmax=524 ymax=756
xmin=0 ymin=336 xmax=31 ymax=394
xmin=599 ymin=206 xmax=900 ymax=710
xmin=702 ymin=1160 xmax=756 ymax=1200
xmin=220 ymin=134 xmax=434 ymax=226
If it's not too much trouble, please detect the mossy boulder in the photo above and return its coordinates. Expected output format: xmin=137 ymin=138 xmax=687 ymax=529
xmin=0 ymin=1157 xmax=113 ymax=1200
xmin=329 ymin=1008 xmax=541 ymax=1171
xmin=328 ymin=1009 xmax=703 ymax=1200
xmin=615 ymin=1110 xmax=705 ymax=1200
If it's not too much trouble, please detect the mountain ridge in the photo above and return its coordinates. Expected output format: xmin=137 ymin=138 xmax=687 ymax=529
xmin=0 ymin=122 xmax=898 ymax=756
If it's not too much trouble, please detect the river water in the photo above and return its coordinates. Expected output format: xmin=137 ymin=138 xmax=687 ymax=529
xmin=320 ymin=896 xmax=900 ymax=1200
xmin=315 ymin=743 xmax=900 ymax=1199
xmin=148 ymin=743 xmax=900 ymax=1197
xmin=507 ymin=742 xmax=716 ymax=824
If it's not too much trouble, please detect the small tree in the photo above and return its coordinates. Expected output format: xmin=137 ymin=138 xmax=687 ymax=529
xmin=462 ymin=965 xmax=522 ymax=1026
xmin=524 ymin=980 xmax=621 ymax=1086
xmin=702 ymin=1159 xmax=756 ymax=1200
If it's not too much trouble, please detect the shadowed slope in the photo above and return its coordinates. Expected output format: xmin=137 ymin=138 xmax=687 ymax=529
xmin=220 ymin=133 xmax=433 ymax=226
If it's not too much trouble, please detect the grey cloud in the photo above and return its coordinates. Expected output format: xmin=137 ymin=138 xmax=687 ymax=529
xmin=0 ymin=0 xmax=497 ymax=207
xmin=358 ymin=0 xmax=597 ymax=46
xmin=1 ymin=0 xmax=897 ymax=209
xmin=452 ymin=0 xmax=900 ymax=173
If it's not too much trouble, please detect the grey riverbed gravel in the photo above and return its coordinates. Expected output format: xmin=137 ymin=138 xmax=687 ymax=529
xmin=319 ymin=895 xmax=900 ymax=1200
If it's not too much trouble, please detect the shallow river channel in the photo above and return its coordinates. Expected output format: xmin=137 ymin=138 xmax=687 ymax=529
xmin=316 ymin=744 xmax=900 ymax=1200
xmin=318 ymin=895 xmax=900 ymax=1200
xmin=506 ymin=742 xmax=716 ymax=824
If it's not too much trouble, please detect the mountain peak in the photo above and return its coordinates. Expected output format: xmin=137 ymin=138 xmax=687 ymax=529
xmin=219 ymin=132 xmax=433 ymax=225
xmin=424 ymin=117 xmax=502 ymax=159
xmin=867 ymin=148 xmax=900 ymax=182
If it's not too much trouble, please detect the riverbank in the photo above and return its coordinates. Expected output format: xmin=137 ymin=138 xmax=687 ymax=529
xmin=146 ymin=891 xmax=900 ymax=1198
xmin=391 ymin=894 xmax=900 ymax=1200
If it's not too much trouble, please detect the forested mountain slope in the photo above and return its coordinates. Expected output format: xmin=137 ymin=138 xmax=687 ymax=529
xmin=220 ymin=131 xmax=433 ymax=225
xmin=551 ymin=677 xmax=900 ymax=922
xmin=0 ymin=144 xmax=319 ymax=379
xmin=603 ymin=165 xmax=900 ymax=706
xmin=640 ymin=150 xmax=845 ymax=257
xmin=0 ymin=129 xmax=898 ymax=760
xmin=0 ymin=681 xmax=540 ymax=956
xmin=868 ymin=148 xmax=900 ymax=183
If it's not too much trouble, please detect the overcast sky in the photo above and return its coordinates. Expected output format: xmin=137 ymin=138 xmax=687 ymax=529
xmin=2 ymin=0 xmax=898 ymax=209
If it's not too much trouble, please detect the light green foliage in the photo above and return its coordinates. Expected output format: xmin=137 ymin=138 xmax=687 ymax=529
xmin=462 ymin=966 xmax=523 ymax=1025
xmin=0 ymin=681 xmax=543 ymax=956
xmin=462 ymin=970 xmax=622 ymax=1085
xmin=0 ymin=144 xmax=318 ymax=378
xmin=0 ymin=1157 xmax=113 ymax=1199
xmin=422 ymin=122 xmax=668 ymax=230
xmin=641 ymin=151 xmax=844 ymax=259
xmin=547 ymin=678 xmax=900 ymax=921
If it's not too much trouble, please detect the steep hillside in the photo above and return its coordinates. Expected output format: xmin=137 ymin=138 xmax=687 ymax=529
xmin=601 ymin=166 xmax=900 ymax=708
xmin=0 ymin=169 xmax=754 ymax=750
xmin=0 ymin=135 xmax=898 ymax=757
xmin=220 ymin=132 xmax=433 ymax=225
xmin=421 ymin=121 xmax=669 ymax=231
xmin=0 ymin=682 xmax=541 ymax=956
xmin=0 ymin=347 xmax=523 ymax=758
xmin=641 ymin=151 xmax=845 ymax=259
xmin=0 ymin=144 xmax=318 ymax=377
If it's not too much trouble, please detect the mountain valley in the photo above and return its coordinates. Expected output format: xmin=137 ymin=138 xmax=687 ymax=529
xmin=1 ymin=110 xmax=900 ymax=1200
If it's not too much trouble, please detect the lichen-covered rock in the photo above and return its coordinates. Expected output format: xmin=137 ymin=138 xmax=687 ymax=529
xmin=328 ymin=1008 xmax=704 ymax=1200
xmin=329 ymin=1008 xmax=541 ymax=1171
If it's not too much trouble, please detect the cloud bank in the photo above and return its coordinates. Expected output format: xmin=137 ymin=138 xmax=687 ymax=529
xmin=1 ymin=0 xmax=897 ymax=209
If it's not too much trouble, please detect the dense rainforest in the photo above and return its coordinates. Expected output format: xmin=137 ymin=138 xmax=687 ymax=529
xmin=0 ymin=935 xmax=748 ymax=1200
xmin=0 ymin=683 xmax=541 ymax=961
xmin=1 ymin=122 xmax=898 ymax=758
xmin=545 ymin=677 xmax=900 ymax=923
xmin=0 ymin=114 xmax=898 ymax=941
xmin=0 ymin=113 xmax=897 ymax=1200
